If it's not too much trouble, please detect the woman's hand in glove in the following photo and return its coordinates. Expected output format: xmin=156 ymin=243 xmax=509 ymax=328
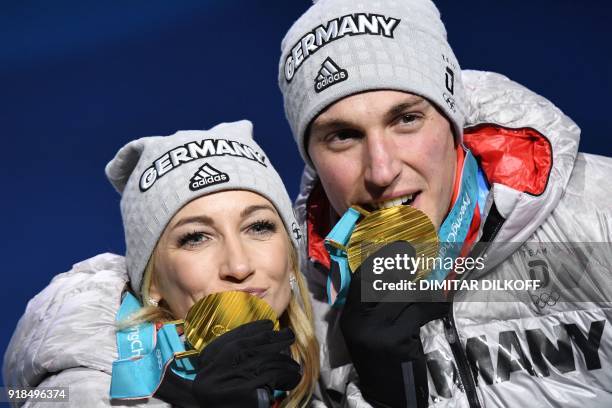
xmin=192 ymin=319 xmax=302 ymax=408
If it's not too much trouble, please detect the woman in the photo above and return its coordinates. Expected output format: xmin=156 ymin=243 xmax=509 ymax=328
xmin=3 ymin=120 xmax=318 ymax=407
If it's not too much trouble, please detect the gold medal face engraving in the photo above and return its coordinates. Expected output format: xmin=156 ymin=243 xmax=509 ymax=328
xmin=346 ymin=205 xmax=439 ymax=280
xmin=180 ymin=291 xmax=279 ymax=356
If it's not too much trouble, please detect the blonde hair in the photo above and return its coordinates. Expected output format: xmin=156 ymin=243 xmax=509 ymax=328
xmin=120 ymin=234 xmax=319 ymax=407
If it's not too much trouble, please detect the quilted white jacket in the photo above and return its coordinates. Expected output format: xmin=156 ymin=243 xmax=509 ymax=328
xmin=3 ymin=253 xmax=170 ymax=407
xmin=297 ymin=71 xmax=612 ymax=407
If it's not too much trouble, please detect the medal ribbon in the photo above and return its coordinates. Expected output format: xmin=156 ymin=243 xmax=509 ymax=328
xmin=110 ymin=292 xmax=197 ymax=400
xmin=324 ymin=207 xmax=362 ymax=307
xmin=427 ymin=148 xmax=479 ymax=282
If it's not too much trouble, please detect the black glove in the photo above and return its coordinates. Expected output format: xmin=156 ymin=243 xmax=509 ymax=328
xmin=339 ymin=251 xmax=449 ymax=408
xmin=192 ymin=319 xmax=302 ymax=408
xmin=155 ymin=365 xmax=199 ymax=408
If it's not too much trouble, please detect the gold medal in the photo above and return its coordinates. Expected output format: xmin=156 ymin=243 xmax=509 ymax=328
xmin=346 ymin=205 xmax=439 ymax=281
xmin=174 ymin=290 xmax=279 ymax=359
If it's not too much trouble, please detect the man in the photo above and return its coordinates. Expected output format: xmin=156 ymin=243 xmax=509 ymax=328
xmin=278 ymin=0 xmax=612 ymax=407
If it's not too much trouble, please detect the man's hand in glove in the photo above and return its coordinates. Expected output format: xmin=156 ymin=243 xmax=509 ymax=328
xmin=339 ymin=243 xmax=449 ymax=408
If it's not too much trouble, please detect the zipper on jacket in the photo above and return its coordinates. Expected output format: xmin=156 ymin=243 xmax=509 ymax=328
xmin=442 ymin=203 xmax=506 ymax=408
xmin=443 ymin=310 xmax=481 ymax=408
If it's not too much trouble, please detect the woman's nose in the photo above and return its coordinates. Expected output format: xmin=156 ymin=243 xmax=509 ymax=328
xmin=218 ymin=236 xmax=255 ymax=283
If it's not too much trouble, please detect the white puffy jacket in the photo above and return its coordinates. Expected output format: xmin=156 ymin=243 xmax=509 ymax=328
xmin=3 ymin=253 xmax=170 ymax=407
xmin=296 ymin=71 xmax=612 ymax=407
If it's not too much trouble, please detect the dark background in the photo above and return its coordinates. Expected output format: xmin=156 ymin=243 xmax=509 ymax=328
xmin=2 ymin=0 xmax=611 ymax=385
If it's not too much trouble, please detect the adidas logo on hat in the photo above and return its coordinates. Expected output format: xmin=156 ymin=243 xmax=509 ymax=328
xmin=189 ymin=163 xmax=229 ymax=191
xmin=314 ymin=57 xmax=348 ymax=93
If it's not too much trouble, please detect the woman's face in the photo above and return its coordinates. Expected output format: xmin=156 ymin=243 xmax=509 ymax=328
xmin=149 ymin=190 xmax=293 ymax=318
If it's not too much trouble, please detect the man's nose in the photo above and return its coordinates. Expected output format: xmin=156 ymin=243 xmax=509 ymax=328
xmin=363 ymin=131 xmax=401 ymax=189
xmin=218 ymin=235 xmax=255 ymax=283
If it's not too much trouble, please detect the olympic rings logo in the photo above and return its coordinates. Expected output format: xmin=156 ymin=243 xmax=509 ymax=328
xmin=531 ymin=291 xmax=560 ymax=308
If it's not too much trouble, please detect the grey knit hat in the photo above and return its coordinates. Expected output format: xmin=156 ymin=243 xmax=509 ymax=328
xmin=279 ymin=0 xmax=465 ymax=165
xmin=105 ymin=120 xmax=301 ymax=295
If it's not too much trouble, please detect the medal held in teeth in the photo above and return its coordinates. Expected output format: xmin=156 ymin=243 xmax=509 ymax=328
xmin=174 ymin=290 xmax=279 ymax=359
xmin=347 ymin=204 xmax=439 ymax=281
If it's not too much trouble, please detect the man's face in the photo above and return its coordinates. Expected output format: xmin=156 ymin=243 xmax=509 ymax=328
xmin=307 ymin=90 xmax=457 ymax=230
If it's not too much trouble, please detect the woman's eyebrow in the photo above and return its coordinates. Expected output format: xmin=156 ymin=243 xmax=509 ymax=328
xmin=172 ymin=215 xmax=215 ymax=230
xmin=240 ymin=204 xmax=276 ymax=218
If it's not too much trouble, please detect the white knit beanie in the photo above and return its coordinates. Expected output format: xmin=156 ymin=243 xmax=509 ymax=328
xmin=279 ymin=0 xmax=465 ymax=165
xmin=105 ymin=120 xmax=301 ymax=295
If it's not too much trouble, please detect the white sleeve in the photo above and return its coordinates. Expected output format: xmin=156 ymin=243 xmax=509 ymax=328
xmin=22 ymin=368 xmax=170 ymax=408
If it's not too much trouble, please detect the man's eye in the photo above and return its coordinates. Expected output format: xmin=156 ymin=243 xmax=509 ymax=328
xmin=398 ymin=113 xmax=419 ymax=125
xmin=178 ymin=231 xmax=208 ymax=248
xmin=248 ymin=220 xmax=277 ymax=236
xmin=326 ymin=129 xmax=361 ymax=143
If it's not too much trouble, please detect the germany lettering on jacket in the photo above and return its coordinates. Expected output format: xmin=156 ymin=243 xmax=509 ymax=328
xmin=426 ymin=319 xmax=606 ymax=400
xmin=139 ymin=138 xmax=266 ymax=192
xmin=284 ymin=13 xmax=401 ymax=82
